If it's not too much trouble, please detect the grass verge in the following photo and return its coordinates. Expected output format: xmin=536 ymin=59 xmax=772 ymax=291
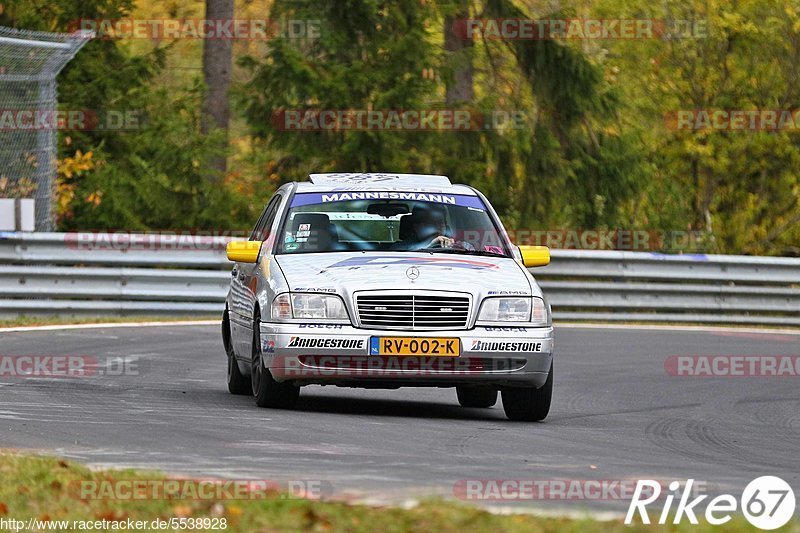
xmin=0 ymin=316 xmax=218 ymax=328
xmin=0 ymin=453 xmax=794 ymax=532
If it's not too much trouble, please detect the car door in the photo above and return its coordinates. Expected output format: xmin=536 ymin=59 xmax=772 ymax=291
xmin=229 ymin=193 xmax=283 ymax=359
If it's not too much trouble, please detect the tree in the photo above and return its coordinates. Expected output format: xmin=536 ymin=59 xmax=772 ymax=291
xmin=237 ymin=0 xmax=642 ymax=232
xmin=443 ymin=0 xmax=474 ymax=104
xmin=592 ymin=0 xmax=800 ymax=254
xmin=201 ymin=0 xmax=233 ymax=179
xmin=236 ymin=0 xmax=440 ymax=179
xmin=1 ymin=0 xmax=247 ymax=230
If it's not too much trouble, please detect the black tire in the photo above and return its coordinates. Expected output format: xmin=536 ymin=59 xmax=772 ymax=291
xmin=501 ymin=362 xmax=553 ymax=421
xmin=456 ymin=386 xmax=497 ymax=408
xmin=251 ymin=319 xmax=299 ymax=408
xmin=224 ymin=313 xmax=250 ymax=395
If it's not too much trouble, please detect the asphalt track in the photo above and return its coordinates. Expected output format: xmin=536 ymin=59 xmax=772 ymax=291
xmin=1 ymin=323 xmax=799 ymax=515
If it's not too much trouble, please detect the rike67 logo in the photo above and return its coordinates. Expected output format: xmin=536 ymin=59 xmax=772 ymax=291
xmin=626 ymin=476 xmax=796 ymax=530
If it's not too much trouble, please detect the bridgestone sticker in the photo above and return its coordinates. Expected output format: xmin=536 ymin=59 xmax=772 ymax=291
xmin=470 ymin=340 xmax=543 ymax=352
xmin=287 ymin=337 xmax=365 ymax=349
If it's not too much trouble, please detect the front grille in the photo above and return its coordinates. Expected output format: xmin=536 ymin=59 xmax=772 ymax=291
xmin=356 ymin=292 xmax=470 ymax=330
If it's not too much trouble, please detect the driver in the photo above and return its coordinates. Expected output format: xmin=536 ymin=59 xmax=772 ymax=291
xmin=407 ymin=207 xmax=474 ymax=250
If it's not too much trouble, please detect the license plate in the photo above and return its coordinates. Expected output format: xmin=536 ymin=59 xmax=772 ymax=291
xmin=370 ymin=337 xmax=460 ymax=356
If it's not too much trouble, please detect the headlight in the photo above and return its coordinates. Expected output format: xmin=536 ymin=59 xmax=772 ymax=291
xmin=477 ymin=297 xmax=549 ymax=326
xmin=292 ymin=293 xmax=348 ymax=320
xmin=270 ymin=293 xmax=349 ymax=322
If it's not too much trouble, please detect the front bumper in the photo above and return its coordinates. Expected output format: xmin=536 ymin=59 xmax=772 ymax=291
xmin=260 ymin=323 xmax=553 ymax=388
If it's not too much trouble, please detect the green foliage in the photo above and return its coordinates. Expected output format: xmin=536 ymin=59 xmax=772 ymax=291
xmin=591 ymin=0 xmax=800 ymax=254
xmin=235 ymin=0 xmax=647 ymax=233
xmin=1 ymin=0 xmax=161 ymax=158
xmin=1 ymin=0 xmax=248 ymax=231
xmin=2 ymin=0 xmax=799 ymax=254
xmin=235 ymin=0 xmax=441 ymax=180
xmin=61 ymin=83 xmax=246 ymax=230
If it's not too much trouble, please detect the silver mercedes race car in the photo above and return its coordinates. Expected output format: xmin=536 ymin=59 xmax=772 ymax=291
xmin=223 ymin=173 xmax=554 ymax=421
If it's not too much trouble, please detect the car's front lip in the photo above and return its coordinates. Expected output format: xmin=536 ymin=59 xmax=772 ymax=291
xmin=259 ymin=323 xmax=553 ymax=388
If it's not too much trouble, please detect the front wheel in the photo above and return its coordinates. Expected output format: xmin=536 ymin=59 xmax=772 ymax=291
xmin=501 ymin=362 xmax=553 ymax=421
xmin=225 ymin=314 xmax=250 ymax=395
xmin=456 ymin=386 xmax=497 ymax=408
xmin=252 ymin=320 xmax=299 ymax=408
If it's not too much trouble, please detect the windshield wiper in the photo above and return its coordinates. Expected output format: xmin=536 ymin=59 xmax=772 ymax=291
xmin=422 ymin=248 xmax=507 ymax=258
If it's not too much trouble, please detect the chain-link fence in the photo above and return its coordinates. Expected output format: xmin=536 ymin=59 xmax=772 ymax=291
xmin=0 ymin=27 xmax=92 ymax=231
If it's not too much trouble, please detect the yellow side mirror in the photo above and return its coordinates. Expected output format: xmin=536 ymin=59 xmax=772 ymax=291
xmin=226 ymin=241 xmax=262 ymax=263
xmin=518 ymin=245 xmax=550 ymax=267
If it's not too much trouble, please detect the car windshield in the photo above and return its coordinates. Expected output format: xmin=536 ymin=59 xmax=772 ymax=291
xmin=277 ymin=191 xmax=510 ymax=257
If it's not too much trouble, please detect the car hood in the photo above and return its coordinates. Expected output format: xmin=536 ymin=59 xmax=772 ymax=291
xmin=275 ymin=252 xmax=537 ymax=298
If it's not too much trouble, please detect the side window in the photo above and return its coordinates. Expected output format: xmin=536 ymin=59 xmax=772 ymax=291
xmin=249 ymin=206 xmax=271 ymax=241
xmin=251 ymin=194 xmax=282 ymax=247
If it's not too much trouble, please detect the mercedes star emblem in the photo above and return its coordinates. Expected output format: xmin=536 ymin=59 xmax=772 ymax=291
xmin=406 ymin=266 xmax=420 ymax=280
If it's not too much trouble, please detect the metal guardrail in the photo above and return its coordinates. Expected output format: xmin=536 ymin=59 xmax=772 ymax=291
xmin=536 ymin=251 xmax=800 ymax=325
xmin=1 ymin=232 xmax=799 ymax=325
